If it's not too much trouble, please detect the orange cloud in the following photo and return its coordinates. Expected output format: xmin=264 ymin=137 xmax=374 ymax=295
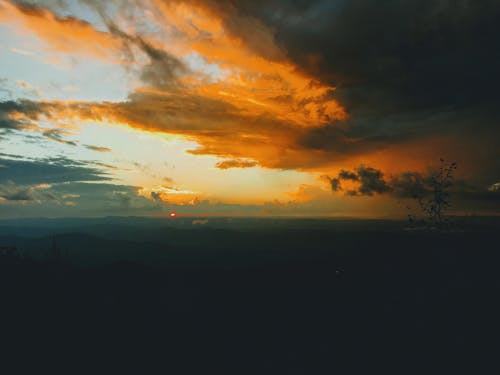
xmin=1 ymin=0 xmax=349 ymax=170
xmin=0 ymin=1 xmax=389 ymax=174
xmin=138 ymin=185 xmax=200 ymax=205
xmin=144 ymin=0 xmax=346 ymax=127
xmin=215 ymin=159 xmax=258 ymax=170
xmin=0 ymin=93 xmax=356 ymax=171
xmin=0 ymin=0 xmax=122 ymax=60
xmin=85 ymin=145 xmax=111 ymax=152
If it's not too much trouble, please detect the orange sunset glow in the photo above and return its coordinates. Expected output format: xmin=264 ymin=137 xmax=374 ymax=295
xmin=0 ymin=0 xmax=499 ymax=217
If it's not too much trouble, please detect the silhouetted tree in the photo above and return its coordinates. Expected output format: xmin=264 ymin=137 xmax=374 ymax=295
xmin=412 ymin=158 xmax=457 ymax=227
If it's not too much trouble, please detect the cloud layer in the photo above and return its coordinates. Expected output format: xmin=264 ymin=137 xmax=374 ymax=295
xmin=1 ymin=0 xmax=499 ymax=216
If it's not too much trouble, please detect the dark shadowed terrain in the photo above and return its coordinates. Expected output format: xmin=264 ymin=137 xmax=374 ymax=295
xmin=1 ymin=216 xmax=500 ymax=373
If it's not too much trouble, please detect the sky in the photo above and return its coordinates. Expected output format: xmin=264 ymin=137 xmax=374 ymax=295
xmin=0 ymin=0 xmax=499 ymax=218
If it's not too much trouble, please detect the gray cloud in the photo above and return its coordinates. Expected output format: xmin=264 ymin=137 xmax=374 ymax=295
xmin=0 ymin=156 xmax=110 ymax=185
xmin=150 ymin=191 xmax=162 ymax=202
xmin=111 ymin=190 xmax=132 ymax=208
xmin=0 ymin=180 xmax=266 ymax=218
xmin=0 ymin=181 xmax=150 ymax=217
xmin=234 ymin=0 xmax=500 ymax=109
xmin=226 ymin=0 xmax=500 ymax=172
xmin=326 ymin=163 xmax=500 ymax=213
xmin=101 ymin=16 xmax=189 ymax=89
xmin=328 ymin=177 xmax=341 ymax=192
xmin=42 ymin=128 xmax=77 ymax=146
xmin=0 ymin=100 xmax=45 ymax=130
xmin=356 ymin=167 xmax=391 ymax=196
xmin=390 ymin=172 xmax=426 ymax=199
xmin=0 ymin=181 xmax=60 ymax=203
xmin=327 ymin=166 xmax=391 ymax=196
xmin=0 ymin=182 xmax=35 ymax=201
xmin=85 ymin=145 xmax=111 ymax=152
xmin=0 ymin=78 xmax=12 ymax=101
xmin=338 ymin=170 xmax=358 ymax=181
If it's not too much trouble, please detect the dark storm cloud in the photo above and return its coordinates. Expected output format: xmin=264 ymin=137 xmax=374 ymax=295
xmin=225 ymin=0 xmax=500 ymax=156
xmin=233 ymin=0 xmax=500 ymax=107
xmin=0 ymin=156 xmax=110 ymax=184
xmin=297 ymin=110 xmax=458 ymax=154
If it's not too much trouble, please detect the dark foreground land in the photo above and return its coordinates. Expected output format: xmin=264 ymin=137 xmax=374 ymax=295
xmin=1 ymin=217 xmax=500 ymax=373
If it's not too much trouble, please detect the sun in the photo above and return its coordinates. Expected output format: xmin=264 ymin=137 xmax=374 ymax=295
xmin=169 ymin=212 xmax=177 ymax=218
